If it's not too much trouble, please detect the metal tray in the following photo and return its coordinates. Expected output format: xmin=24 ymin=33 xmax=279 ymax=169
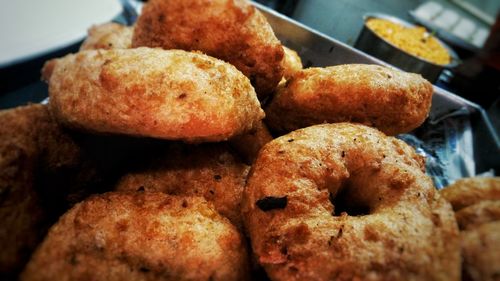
xmin=255 ymin=2 xmax=499 ymax=187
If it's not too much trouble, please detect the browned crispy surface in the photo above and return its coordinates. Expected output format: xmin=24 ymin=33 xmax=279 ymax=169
xmin=282 ymin=46 xmax=302 ymax=80
xmin=0 ymin=104 xmax=49 ymax=279
xmin=265 ymin=64 xmax=433 ymax=136
xmin=455 ymin=200 xmax=500 ymax=230
xmin=0 ymin=104 xmax=106 ymax=279
xmin=132 ymin=0 xmax=284 ymax=99
xmin=45 ymin=48 xmax=264 ymax=142
xmin=229 ymin=121 xmax=274 ymax=164
xmin=21 ymin=192 xmax=250 ymax=281
xmin=115 ymin=143 xmax=249 ymax=229
xmin=242 ymin=123 xmax=459 ymax=281
xmin=461 ymin=221 xmax=500 ymax=281
xmin=80 ymin=22 xmax=133 ymax=50
xmin=440 ymin=177 xmax=500 ymax=211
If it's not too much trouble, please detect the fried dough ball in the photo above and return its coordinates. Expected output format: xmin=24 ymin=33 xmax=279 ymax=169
xmin=0 ymin=104 xmax=108 ymax=278
xmin=21 ymin=192 xmax=250 ymax=281
xmin=265 ymin=64 xmax=433 ymax=136
xmin=460 ymin=221 xmax=500 ymax=281
xmin=43 ymin=48 xmax=264 ymax=142
xmin=242 ymin=123 xmax=460 ymax=281
xmin=80 ymin=22 xmax=133 ymax=50
xmin=115 ymin=143 xmax=249 ymax=229
xmin=282 ymin=46 xmax=302 ymax=80
xmin=229 ymin=121 xmax=274 ymax=164
xmin=440 ymin=177 xmax=500 ymax=211
xmin=132 ymin=0 xmax=284 ymax=99
xmin=455 ymin=200 xmax=500 ymax=230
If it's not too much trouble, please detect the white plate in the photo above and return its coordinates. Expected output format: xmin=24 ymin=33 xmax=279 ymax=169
xmin=0 ymin=0 xmax=122 ymax=67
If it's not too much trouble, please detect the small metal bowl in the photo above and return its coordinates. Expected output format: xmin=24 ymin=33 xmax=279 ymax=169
xmin=354 ymin=13 xmax=459 ymax=82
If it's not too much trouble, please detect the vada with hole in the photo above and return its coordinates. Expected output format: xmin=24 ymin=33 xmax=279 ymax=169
xmin=242 ymin=123 xmax=459 ymax=281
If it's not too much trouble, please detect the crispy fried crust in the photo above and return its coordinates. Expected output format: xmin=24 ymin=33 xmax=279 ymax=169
xmin=282 ymin=46 xmax=302 ymax=80
xmin=265 ymin=64 xmax=433 ymax=136
xmin=455 ymin=200 xmax=500 ymax=230
xmin=21 ymin=192 xmax=250 ymax=281
xmin=80 ymin=23 xmax=133 ymax=51
xmin=115 ymin=143 xmax=249 ymax=229
xmin=460 ymin=221 xmax=500 ymax=281
xmin=0 ymin=105 xmax=49 ymax=278
xmin=242 ymin=123 xmax=459 ymax=281
xmin=132 ymin=0 xmax=284 ymax=99
xmin=229 ymin=121 xmax=274 ymax=164
xmin=0 ymin=105 xmax=104 ymax=278
xmin=440 ymin=177 xmax=500 ymax=211
xmin=45 ymin=48 xmax=264 ymax=142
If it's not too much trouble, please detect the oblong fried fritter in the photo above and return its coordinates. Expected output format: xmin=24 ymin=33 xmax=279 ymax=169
xmin=115 ymin=143 xmax=250 ymax=229
xmin=21 ymin=192 xmax=250 ymax=281
xmin=265 ymin=64 xmax=433 ymax=136
xmin=44 ymin=48 xmax=264 ymax=142
xmin=440 ymin=177 xmax=500 ymax=211
xmin=0 ymin=104 xmax=111 ymax=278
xmin=80 ymin=22 xmax=133 ymax=51
xmin=132 ymin=0 xmax=284 ymax=99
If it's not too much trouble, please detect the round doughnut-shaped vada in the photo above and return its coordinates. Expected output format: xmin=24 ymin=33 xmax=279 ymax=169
xmin=242 ymin=123 xmax=460 ymax=281
xmin=44 ymin=48 xmax=264 ymax=142
xmin=132 ymin=0 xmax=284 ymax=99
xmin=265 ymin=64 xmax=433 ymax=136
xmin=21 ymin=192 xmax=250 ymax=281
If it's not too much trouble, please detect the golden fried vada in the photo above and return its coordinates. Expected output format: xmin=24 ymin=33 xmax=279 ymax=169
xmin=132 ymin=0 xmax=284 ymax=99
xmin=265 ymin=64 xmax=433 ymax=136
xmin=440 ymin=177 xmax=500 ymax=211
xmin=229 ymin=121 xmax=274 ymax=164
xmin=242 ymin=123 xmax=459 ymax=281
xmin=80 ymin=22 xmax=133 ymax=50
xmin=460 ymin=221 xmax=500 ymax=281
xmin=44 ymin=48 xmax=264 ymax=142
xmin=115 ymin=143 xmax=249 ymax=229
xmin=0 ymin=104 xmax=109 ymax=278
xmin=21 ymin=192 xmax=250 ymax=281
xmin=455 ymin=200 xmax=500 ymax=230
xmin=282 ymin=46 xmax=302 ymax=80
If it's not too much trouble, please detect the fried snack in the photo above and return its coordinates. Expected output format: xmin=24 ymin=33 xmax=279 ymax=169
xmin=44 ymin=48 xmax=264 ymax=142
xmin=440 ymin=177 xmax=500 ymax=211
xmin=132 ymin=0 xmax=284 ymax=99
xmin=80 ymin=22 xmax=133 ymax=50
xmin=282 ymin=46 xmax=303 ymax=80
xmin=21 ymin=192 xmax=250 ymax=281
xmin=0 ymin=104 xmax=106 ymax=278
xmin=460 ymin=221 xmax=500 ymax=281
xmin=242 ymin=123 xmax=460 ymax=281
xmin=265 ymin=64 xmax=433 ymax=136
xmin=229 ymin=121 xmax=274 ymax=164
xmin=115 ymin=143 xmax=249 ymax=229
xmin=455 ymin=200 xmax=500 ymax=230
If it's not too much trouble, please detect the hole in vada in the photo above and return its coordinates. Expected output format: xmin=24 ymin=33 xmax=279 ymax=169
xmin=330 ymin=189 xmax=370 ymax=216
